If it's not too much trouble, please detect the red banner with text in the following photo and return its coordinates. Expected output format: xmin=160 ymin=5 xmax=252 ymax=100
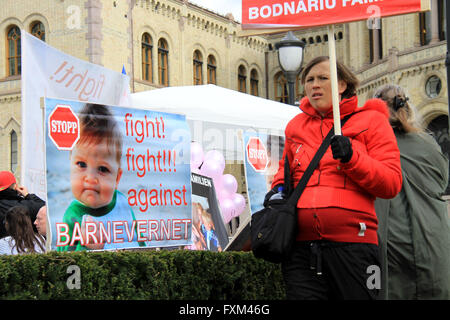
xmin=242 ymin=0 xmax=424 ymax=29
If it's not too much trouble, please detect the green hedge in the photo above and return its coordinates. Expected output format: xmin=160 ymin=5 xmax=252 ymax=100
xmin=0 ymin=250 xmax=285 ymax=300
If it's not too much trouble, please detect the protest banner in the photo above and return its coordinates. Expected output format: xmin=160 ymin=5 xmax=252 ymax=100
xmin=241 ymin=0 xmax=431 ymax=135
xmin=242 ymin=0 xmax=428 ymax=29
xmin=21 ymin=31 xmax=130 ymax=198
xmin=44 ymin=97 xmax=191 ymax=251
xmin=188 ymin=173 xmax=229 ymax=251
xmin=243 ymin=132 xmax=284 ymax=215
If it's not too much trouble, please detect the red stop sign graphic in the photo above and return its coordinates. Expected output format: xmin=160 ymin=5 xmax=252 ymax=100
xmin=246 ymin=137 xmax=268 ymax=172
xmin=48 ymin=105 xmax=80 ymax=150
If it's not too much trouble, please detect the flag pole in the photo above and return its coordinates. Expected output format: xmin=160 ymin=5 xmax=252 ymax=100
xmin=327 ymin=24 xmax=341 ymax=136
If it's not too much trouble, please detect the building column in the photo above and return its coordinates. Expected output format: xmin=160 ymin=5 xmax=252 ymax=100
xmin=85 ymin=0 xmax=103 ymax=65
xmin=372 ymin=28 xmax=380 ymax=63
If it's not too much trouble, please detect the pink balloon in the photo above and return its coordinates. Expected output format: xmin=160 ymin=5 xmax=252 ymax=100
xmin=220 ymin=174 xmax=238 ymax=195
xmin=199 ymin=158 xmax=224 ymax=180
xmin=204 ymin=150 xmax=225 ymax=170
xmin=230 ymin=193 xmax=246 ymax=218
xmin=220 ymin=198 xmax=235 ymax=224
xmin=213 ymin=176 xmax=223 ymax=197
xmin=212 ymin=172 xmax=223 ymax=188
xmin=190 ymin=142 xmax=204 ymax=171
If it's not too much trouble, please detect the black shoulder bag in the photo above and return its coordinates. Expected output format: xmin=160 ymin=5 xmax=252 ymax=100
xmin=251 ymin=114 xmax=353 ymax=263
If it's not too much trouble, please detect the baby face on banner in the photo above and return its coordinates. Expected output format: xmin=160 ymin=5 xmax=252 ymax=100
xmin=70 ymin=139 xmax=123 ymax=209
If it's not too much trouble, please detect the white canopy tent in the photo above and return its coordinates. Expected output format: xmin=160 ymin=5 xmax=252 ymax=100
xmin=130 ymin=84 xmax=300 ymax=133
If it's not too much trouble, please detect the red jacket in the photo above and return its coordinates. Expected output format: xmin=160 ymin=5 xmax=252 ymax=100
xmin=272 ymin=96 xmax=402 ymax=243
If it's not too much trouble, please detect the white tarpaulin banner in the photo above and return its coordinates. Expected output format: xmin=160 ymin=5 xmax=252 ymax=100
xmin=21 ymin=31 xmax=130 ymax=198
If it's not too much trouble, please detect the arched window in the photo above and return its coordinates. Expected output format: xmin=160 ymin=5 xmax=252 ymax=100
xmin=275 ymin=72 xmax=288 ymax=104
xmin=30 ymin=21 xmax=45 ymax=41
xmin=250 ymin=69 xmax=259 ymax=96
xmin=238 ymin=65 xmax=247 ymax=93
xmin=275 ymin=72 xmax=302 ymax=104
xmin=142 ymin=33 xmax=153 ymax=82
xmin=193 ymin=50 xmax=203 ymax=85
xmin=207 ymin=55 xmax=216 ymax=84
xmin=10 ymin=130 xmax=18 ymax=173
xmin=158 ymin=38 xmax=169 ymax=86
xmin=7 ymin=26 xmax=21 ymax=76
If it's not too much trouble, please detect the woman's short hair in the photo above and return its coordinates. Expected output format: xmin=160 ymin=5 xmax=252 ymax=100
xmin=301 ymin=56 xmax=360 ymax=100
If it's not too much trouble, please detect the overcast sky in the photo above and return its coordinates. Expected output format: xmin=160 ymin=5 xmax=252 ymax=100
xmin=188 ymin=0 xmax=242 ymax=22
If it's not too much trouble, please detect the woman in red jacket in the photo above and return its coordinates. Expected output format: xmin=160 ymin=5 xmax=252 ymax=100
xmin=267 ymin=56 xmax=402 ymax=300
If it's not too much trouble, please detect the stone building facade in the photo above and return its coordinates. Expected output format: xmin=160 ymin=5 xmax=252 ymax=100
xmin=0 ymin=0 xmax=448 ymax=188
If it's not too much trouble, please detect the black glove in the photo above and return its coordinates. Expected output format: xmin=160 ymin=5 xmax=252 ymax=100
xmin=330 ymin=135 xmax=353 ymax=163
xmin=263 ymin=184 xmax=283 ymax=207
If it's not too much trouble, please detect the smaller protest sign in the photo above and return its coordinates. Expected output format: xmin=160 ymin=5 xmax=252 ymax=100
xmin=243 ymin=132 xmax=285 ymax=214
xmin=246 ymin=137 xmax=269 ymax=172
xmin=187 ymin=173 xmax=229 ymax=252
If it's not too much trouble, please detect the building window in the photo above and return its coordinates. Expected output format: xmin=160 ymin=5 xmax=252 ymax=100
xmin=439 ymin=0 xmax=447 ymax=40
xmin=369 ymin=20 xmax=382 ymax=63
xmin=275 ymin=72 xmax=302 ymax=104
xmin=30 ymin=21 xmax=45 ymax=41
xmin=10 ymin=130 xmax=18 ymax=173
xmin=207 ymin=55 xmax=216 ymax=84
xmin=275 ymin=72 xmax=288 ymax=104
xmin=7 ymin=25 xmax=21 ymax=76
xmin=420 ymin=7 xmax=433 ymax=45
xmin=425 ymin=75 xmax=442 ymax=98
xmin=250 ymin=69 xmax=259 ymax=96
xmin=158 ymin=38 xmax=169 ymax=86
xmin=420 ymin=0 xmax=446 ymax=45
xmin=142 ymin=33 xmax=153 ymax=82
xmin=238 ymin=65 xmax=247 ymax=93
xmin=193 ymin=50 xmax=203 ymax=85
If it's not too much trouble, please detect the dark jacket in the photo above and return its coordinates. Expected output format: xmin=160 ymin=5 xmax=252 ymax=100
xmin=375 ymin=132 xmax=450 ymax=299
xmin=0 ymin=188 xmax=45 ymax=238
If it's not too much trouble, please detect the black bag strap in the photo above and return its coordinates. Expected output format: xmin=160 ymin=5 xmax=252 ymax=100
xmin=286 ymin=113 xmax=354 ymax=207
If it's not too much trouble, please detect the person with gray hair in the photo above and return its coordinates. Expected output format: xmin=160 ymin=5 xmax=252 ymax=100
xmin=374 ymin=84 xmax=450 ymax=299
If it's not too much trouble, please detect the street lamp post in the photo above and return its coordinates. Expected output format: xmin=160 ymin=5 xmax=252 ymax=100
xmin=275 ymin=32 xmax=306 ymax=106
